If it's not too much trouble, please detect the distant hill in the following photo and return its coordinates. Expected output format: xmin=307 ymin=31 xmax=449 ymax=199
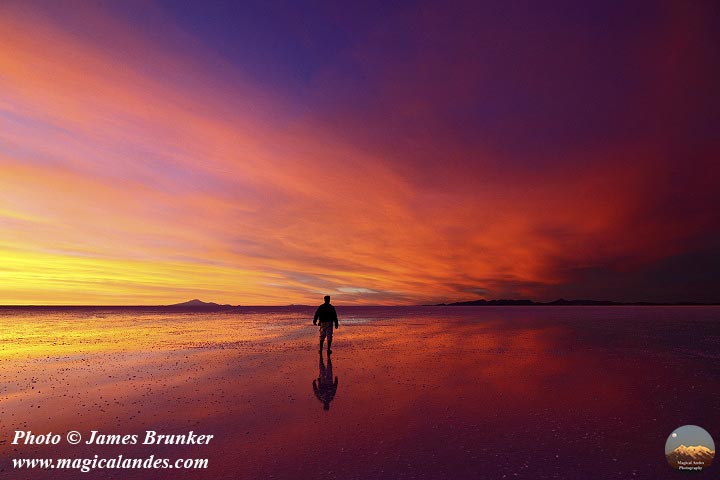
xmin=167 ymin=299 xmax=236 ymax=309
xmin=433 ymin=298 xmax=717 ymax=306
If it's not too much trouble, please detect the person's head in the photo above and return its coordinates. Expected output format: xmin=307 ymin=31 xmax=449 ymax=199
xmin=324 ymin=295 xmax=331 ymax=304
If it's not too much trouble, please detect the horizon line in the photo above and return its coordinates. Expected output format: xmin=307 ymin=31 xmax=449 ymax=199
xmin=1 ymin=299 xmax=719 ymax=308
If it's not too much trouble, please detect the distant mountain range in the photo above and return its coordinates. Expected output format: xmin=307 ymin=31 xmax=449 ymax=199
xmin=666 ymin=444 xmax=714 ymax=469
xmin=433 ymin=298 xmax=719 ymax=306
xmin=4 ymin=298 xmax=716 ymax=309
xmin=167 ymin=299 xmax=237 ymax=309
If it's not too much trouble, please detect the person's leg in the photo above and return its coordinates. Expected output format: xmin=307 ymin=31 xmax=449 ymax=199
xmin=326 ymin=326 xmax=333 ymax=353
xmin=319 ymin=325 xmax=326 ymax=352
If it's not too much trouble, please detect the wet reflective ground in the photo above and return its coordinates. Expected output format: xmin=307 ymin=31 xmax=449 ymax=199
xmin=1 ymin=306 xmax=719 ymax=479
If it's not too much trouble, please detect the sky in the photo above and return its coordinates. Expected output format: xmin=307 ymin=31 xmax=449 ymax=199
xmin=0 ymin=0 xmax=718 ymax=305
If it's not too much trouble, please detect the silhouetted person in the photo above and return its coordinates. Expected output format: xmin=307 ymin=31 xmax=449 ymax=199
xmin=312 ymin=353 xmax=338 ymax=411
xmin=313 ymin=295 xmax=338 ymax=353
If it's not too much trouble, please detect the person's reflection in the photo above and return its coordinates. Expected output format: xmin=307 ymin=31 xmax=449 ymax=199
xmin=312 ymin=353 xmax=338 ymax=411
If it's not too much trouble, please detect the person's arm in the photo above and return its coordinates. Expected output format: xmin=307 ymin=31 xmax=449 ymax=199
xmin=333 ymin=306 xmax=339 ymax=328
xmin=313 ymin=306 xmax=320 ymax=325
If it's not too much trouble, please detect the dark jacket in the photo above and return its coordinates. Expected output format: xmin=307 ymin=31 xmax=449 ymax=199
xmin=314 ymin=303 xmax=338 ymax=326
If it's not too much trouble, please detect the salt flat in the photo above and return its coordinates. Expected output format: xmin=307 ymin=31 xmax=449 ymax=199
xmin=1 ymin=306 xmax=718 ymax=479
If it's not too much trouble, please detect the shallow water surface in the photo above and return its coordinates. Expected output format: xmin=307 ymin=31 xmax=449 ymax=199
xmin=1 ymin=306 xmax=718 ymax=479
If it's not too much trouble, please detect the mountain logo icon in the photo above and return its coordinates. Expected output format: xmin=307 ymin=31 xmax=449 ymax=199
xmin=665 ymin=426 xmax=715 ymax=472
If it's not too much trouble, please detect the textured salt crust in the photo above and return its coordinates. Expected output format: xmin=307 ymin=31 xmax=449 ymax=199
xmin=1 ymin=306 xmax=718 ymax=479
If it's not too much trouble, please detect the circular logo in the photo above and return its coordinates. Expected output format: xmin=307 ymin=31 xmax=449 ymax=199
xmin=665 ymin=425 xmax=715 ymax=472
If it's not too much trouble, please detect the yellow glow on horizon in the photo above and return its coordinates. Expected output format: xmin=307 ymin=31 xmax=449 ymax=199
xmin=0 ymin=248 xmax=283 ymax=305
